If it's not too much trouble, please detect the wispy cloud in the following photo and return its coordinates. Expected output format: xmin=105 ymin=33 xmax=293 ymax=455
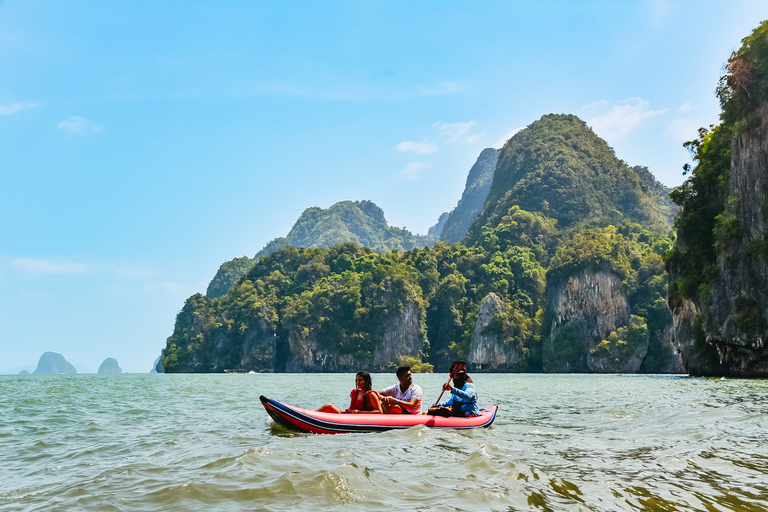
xmin=665 ymin=118 xmax=700 ymax=142
xmin=587 ymin=97 xmax=667 ymax=139
xmin=396 ymin=141 xmax=438 ymax=154
xmin=57 ymin=116 xmax=103 ymax=134
xmin=0 ymin=102 xmax=40 ymax=115
xmin=435 ymin=121 xmax=477 ymax=143
xmin=494 ymin=127 xmax=525 ymax=148
xmin=12 ymin=258 xmax=92 ymax=275
xmin=399 ymin=161 xmax=431 ymax=181
xmin=678 ymin=102 xmax=691 ymax=112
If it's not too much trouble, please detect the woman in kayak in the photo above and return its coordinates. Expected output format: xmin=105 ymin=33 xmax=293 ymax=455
xmin=317 ymin=371 xmax=384 ymax=414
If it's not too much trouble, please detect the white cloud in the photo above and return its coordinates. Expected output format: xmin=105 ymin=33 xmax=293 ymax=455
xmin=494 ymin=127 xmax=524 ymax=148
xmin=587 ymin=97 xmax=667 ymax=138
xmin=12 ymin=258 xmax=92 ymax=275
xmin=678 ymin=102 xmax=691 ymax=112
xmin=57 ymin=116 xmax=103 ymax=134
xmin=436 ymin=121 xmax=476 ymax=143
xmin=0 ymin=102 xmax=40 ymax=115
xmin=396 ymin=141 xmax=438 ymax=154
xmin=399 ymin=161 xmax=431 ymax=181
xmin=665 ymin=118 xmax=700 ymax=142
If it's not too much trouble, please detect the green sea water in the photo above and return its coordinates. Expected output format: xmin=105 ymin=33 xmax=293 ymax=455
xmin=2 ymin=373 xmax=767 ymax=511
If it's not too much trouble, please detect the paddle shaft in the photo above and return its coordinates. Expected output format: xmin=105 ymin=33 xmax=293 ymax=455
xmin=432 ymin=379 xmax=452 ymax=407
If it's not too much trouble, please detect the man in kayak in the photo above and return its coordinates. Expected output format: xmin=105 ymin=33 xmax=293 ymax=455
xmin=438 ymin=366 xmax=479 ymax=417
xmin=379 ymin=366 xmax=423 ymax=414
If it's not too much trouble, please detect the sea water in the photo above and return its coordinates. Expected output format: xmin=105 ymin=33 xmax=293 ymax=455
xmin=2 ymin=373 xmax=767 ymax=511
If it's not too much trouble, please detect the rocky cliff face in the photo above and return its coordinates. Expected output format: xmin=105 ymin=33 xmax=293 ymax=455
xmin=286 ymin=302 xmax=425 ymax=372
xmin=671 ymin=108 xmax=768 ymax=376
xmin=440 ymin=148 xmax=499 ymax=243
xmin=373 ymin=303 xmax=425 ymax=370
xmin=467 ymin=293 xmax=521 ymax=371
xmin=545 ymin=269 xmax=630 ymax=372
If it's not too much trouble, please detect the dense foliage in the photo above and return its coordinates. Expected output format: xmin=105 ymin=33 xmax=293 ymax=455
xmin=164 ymin=241 xmax=547 ymax=372
xmin=465 ymin=114 xmax=673 ymax=245
xmin=206 ymin=256 xmax=257 ymax=299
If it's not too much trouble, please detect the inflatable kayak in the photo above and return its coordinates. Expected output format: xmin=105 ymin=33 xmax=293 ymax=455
xmin=260 ymin=395 xmax=498 ymax=434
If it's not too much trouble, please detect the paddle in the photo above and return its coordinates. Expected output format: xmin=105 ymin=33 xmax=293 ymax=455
xmin=432 ymin=361 xmax=466 ymax=407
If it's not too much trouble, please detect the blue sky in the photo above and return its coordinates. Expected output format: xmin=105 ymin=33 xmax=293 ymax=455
xmin=2 ymin=1 xmax=766 ymax=373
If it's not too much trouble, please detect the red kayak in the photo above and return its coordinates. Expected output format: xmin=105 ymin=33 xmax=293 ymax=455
xmin=260 ymin=395 xmax=498 ymax=434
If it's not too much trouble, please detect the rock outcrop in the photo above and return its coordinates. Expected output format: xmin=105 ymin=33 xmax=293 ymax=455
xmin=440 ymin=148 xmax=499 ymax=243
xmin=544 ymin=269 xmax=630 ymax=372
xmin=467 ymin=293 xmax=521 ymax=371
xmin=98 ymin=358 xmax=122 ymax=374
xmin=151 ymin=355 xmax=164 ymax=373
xmin=373 ymin=303 xmax=426 ymax=370
xmin=33 ymin=352 xmax=77 ymax=374
xmin=671 ymin=108 xmax=768 ymax=376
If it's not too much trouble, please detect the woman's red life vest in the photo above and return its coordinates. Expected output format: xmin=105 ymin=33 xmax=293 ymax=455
xmin=349 ymin=389 xmax=376 ymax=411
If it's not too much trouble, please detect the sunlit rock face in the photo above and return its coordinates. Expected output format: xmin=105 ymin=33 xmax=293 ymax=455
xmin=467 ymin=293 xmax=521 ymax=372
xmin=544 ymin=268 xmax=630 ymax=373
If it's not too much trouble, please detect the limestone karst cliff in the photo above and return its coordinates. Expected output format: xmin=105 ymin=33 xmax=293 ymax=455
xmin=467 ymin=293 xmax=523 ymax=371
xmin=545 ymin=268 xmax=630 ymax=372
xmin=667 ymin=22 xmax=768 ymax=377
xmin=670 ymin=108 xmax=768 ymax=376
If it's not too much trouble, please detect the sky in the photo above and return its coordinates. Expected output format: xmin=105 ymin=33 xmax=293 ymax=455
xmin=2 ymin=1 xmax=767 ymax=373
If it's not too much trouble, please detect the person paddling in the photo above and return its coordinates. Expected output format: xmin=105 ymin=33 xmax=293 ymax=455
xmin=437 ymin=363 xmax=479 ymax=417
xmin=317 ymin=371 xmax=384 ymax=414
xmin=379 ymin=366 xmax=423 ymax=414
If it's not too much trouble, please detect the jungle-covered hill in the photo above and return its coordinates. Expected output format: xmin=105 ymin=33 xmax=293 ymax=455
xmin=163 ymin=113 xmax=679 ymax=374
xmin=206 ymin=200 xmax=436 ymax=298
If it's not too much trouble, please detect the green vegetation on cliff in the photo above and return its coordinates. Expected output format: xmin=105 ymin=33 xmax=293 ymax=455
xmin=165 ymin=114 xmax=678 ymax=374
xmin=465 ymin=114 xmax=673 ymax=245
xmin=164 ymin=241 xmax=546 ymax=372
xmin=207 ymin=256 xmax=257 ymax=299
xmin=256 ymin=200 xmax=436 ymax=259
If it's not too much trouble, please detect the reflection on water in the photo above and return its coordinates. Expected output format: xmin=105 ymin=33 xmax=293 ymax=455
xmin=1 ymin=373 xmax=767 ymax=511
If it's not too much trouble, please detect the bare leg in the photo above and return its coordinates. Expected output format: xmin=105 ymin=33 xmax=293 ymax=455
xmin=384 ymin=404 xmax=403 ymax=414
xmin=316 ymin=403 xmax=342 ymax=414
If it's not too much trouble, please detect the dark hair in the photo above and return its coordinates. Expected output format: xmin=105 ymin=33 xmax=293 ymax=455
xmin=396 ymin=366 xmax=410 ymax=379
xmin=356 ymin=371 xmax=372 ymax=391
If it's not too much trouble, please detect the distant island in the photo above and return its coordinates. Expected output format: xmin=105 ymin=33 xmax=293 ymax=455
xmin=98 ymin=358 xmax=122 ymax=374
xmin=33 ymin=352 xmax=77 ymax=374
